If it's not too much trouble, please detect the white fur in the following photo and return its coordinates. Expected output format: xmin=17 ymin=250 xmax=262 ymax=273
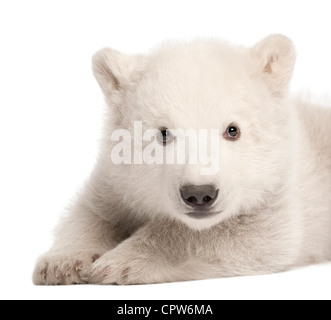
xmin=33 ymin=35 xmax=331 ymax=285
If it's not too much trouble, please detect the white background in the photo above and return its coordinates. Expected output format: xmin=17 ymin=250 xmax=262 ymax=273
xmin=0 ymin=0 xmax=330 ymax=300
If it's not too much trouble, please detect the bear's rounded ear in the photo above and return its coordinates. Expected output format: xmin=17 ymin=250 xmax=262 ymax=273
xmin=251 ymin=34 xmax=296 ymax=97
xmin=92 ymin=48 xmax=140 ymax=97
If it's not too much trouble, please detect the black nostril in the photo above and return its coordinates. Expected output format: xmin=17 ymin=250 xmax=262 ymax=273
xmin=180 ymin=185 xmax=218 ymax=208
xmin=203 ymin=196 xmax=212 ymax=203
xmin=187 ymin=196 xmax=198 ymax=204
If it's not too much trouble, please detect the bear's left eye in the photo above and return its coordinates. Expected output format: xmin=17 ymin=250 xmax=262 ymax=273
xmin=157 ymin=128 xmax=174 ymax=146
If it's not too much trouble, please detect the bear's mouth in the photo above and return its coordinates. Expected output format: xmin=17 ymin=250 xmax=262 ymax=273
xmin=185 ymin=211 xmax=222 ymax=219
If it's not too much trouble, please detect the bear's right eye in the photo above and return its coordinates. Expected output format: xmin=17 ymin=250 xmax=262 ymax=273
xmin=224 ymin=123 xmax=241 ymax=141
xmin=157 ymin=128 xmax=174 ymax=146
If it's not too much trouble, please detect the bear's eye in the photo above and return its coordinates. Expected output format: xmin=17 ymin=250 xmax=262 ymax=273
xmin=224 ymin=123 xmax=241 ymax=141
xmin=157 ymin=128 xmax=174 ymax=146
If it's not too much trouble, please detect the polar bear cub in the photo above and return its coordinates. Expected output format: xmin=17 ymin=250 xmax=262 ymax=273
xmin=33 ymin=35 xmax=331 ymax=285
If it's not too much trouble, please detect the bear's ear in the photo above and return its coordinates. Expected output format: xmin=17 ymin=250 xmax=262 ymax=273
xmin=251 ymin=35 xmax=296 ymax=97
xmin=92 ymin=48 xmax=140 ymax=97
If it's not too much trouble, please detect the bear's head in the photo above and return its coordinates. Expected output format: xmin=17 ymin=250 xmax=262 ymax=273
xmin=92 ymin=35 xmax=296 ymax=230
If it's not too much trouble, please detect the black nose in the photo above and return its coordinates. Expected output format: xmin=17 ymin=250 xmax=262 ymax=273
xmin=180 ymin=185 xmax=218 ymax=208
